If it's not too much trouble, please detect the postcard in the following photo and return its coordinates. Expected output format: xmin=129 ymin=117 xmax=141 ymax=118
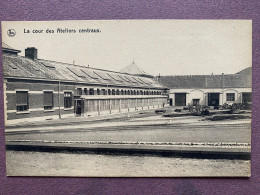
xmin=1 ymin=20 xmax=251 ymax=176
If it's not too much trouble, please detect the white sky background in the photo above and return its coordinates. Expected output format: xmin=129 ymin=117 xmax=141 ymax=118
xmin=2 ymin=20 xmax=252 ymax=76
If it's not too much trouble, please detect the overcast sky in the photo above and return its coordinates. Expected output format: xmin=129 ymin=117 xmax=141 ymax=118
xmin=2 ymin=20 xmax=251 ymax=76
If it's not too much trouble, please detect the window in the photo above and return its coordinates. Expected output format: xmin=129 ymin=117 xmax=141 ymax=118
xmin=101 ymin=89 xmax=106 ymax=95
xmin=64 ymin=92 xmax=72 ymax=108
xmin=97 ymin=89 xmax=100 ymax=95
xmin=108 ymin=89 xmax=111 ymax=95
xmin=44 ymin=91 xmax=53 ymax=110
xmin=112 ymin=89 xmax=115 ymax=95
xmin=16 ymin=91 xmax=29 ymax=111
xmin=89 ymin=88 xmax=94 ymax=95
xmin=192 ymin=99 xmax=200 ymax=106
xmin=84 ymin=88 xmax=88 ymax=95
xmin=77 ymin=88 xmax=82 ymax=95
xmin=226 ymin=93 xmax=235 ymax=101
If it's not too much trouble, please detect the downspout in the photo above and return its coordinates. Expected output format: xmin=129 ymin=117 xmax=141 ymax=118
xmin=58 ymin=80 xmax=61 ymax=119
xmin=222 ymin=73 xmax=224 ymax=105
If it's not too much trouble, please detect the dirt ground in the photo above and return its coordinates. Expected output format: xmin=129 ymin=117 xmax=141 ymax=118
xmin=5 ymin=107 xmax=251 ymax=177
xmin=6 ymin=150 xmax=250 ymax=177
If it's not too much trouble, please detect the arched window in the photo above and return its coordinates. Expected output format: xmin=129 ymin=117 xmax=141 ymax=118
xmin=77 ymin=88 xmax=82 ymax=95
xmin=84 ymin=88 xmax=88 ymax=95
xmin=89 ymin=88 xmax=94 ymax=95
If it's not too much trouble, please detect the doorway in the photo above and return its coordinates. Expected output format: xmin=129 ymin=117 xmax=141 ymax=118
xmin=208 ymin=93 xmax=219 ymax=107
xmin=175 ymin=93 xmax=186 ymax=106
xmin=74 ymin=99 xmax=83 ymax=115
xmin=169 ymin=98 xmax=173 ymax=106
xmin=242 ymin=92 xmax=252 ymax=103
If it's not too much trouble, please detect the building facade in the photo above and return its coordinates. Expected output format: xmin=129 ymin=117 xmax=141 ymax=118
xmin=2 ymin=43 xmax=167 ymax=124
xmin=158 ymin=69 xmax=252 ymax=108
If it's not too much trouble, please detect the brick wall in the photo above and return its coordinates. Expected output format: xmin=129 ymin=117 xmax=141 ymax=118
xmin=5 ymin=78 xmax=167 ymax=122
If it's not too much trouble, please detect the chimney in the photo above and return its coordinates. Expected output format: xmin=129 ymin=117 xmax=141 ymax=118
xmin=25 ymin=47 xmax=37 ymax=60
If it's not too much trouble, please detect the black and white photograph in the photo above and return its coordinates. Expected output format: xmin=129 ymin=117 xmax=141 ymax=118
xmin=1 ymin=20 xmax=251 ymax=177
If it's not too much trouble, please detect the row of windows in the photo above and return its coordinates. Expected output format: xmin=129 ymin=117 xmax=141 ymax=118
xmin=15 ymin=89 xmax=162 ymax=112
xmin=16 ymin=91 xmax=73 ymax=112
xmin=77 ymin=88 xmax=162 ymax=96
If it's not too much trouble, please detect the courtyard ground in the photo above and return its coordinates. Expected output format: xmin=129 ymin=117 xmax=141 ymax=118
xmin=5 ymin=107 xmax=251 ymax=177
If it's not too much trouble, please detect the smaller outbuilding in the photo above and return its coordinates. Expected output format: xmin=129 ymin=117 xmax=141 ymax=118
xmin=157 ymin=68 xmax=252 ymax=108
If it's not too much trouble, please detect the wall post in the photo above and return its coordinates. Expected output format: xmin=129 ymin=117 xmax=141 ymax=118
xmin=119 ymin=98 xmax=121 ymax=113
xmin=98 ymin=99 xmax=100 ymax=115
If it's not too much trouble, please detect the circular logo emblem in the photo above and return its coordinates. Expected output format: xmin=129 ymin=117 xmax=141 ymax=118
xmin=7 ymin=29 xmax=16 ymax=37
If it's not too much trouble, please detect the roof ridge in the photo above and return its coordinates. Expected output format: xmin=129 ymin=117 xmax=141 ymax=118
xmin=159 ymin=74 xmax=235 ymax=77
xmin=120 ymin=61 xmax=147 ymax=75
xmin=38 ymin=59 xmax=148 ymax=77
xmin=2 ymin=42 xmax=21 ymax=52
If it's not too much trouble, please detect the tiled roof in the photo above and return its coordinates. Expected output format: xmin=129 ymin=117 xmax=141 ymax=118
xmin=158 ymin=69 xmax=251 ymax=89
xmin=236 ymin=67 xmax=252 ymax=75
xmin=3 ymin=54 xmax=163 ymax=89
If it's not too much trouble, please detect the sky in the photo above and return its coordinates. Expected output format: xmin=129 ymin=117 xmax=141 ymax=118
xmin=2 ymin=20 xmax=252 ymax=76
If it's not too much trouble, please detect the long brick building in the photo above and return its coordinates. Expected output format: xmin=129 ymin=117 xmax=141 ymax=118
xmin=2 ymin=43 xmax=167 ymax=124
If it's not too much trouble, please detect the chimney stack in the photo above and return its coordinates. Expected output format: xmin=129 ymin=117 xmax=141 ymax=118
xmin=25 ymin=47 xmax=37 ymax=60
